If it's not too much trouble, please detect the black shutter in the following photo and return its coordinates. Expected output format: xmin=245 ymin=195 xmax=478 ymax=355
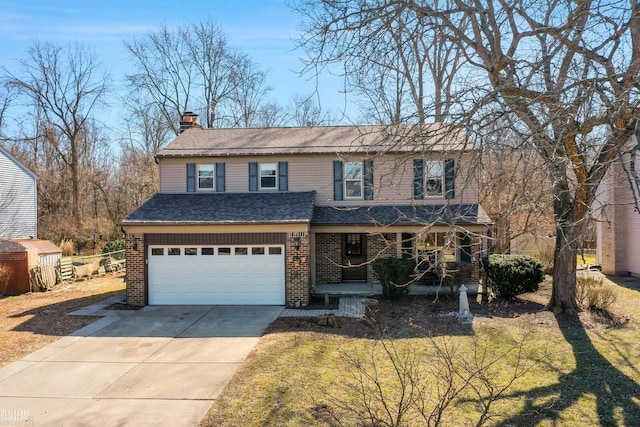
xmin=216 ymin=162 xmax=225 ymax=192
xmin=333 ymin=160 xmax=343 ymax=201
xmin=249 ymin=162 xmax=258 ymax=191
xmin=364 ymin=159 xmax=374 ymax=200
xmin=460 ymin=232 xmax=472 ymax=263
xmin=445 ymin=158 xmax=455 ymax=199
xmin=278 ymin=161 xmax=288 ymax=191
xmin=413 ymin=159 xmax=424 ymax=199
xmin=186 ymin=162 xmax=196 ymax=192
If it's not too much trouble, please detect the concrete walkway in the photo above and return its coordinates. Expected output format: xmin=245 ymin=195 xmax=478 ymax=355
xmin=279 ymin=296 xmax=366 ymax=318
xmin=0 ymin=298 xmax=282 ymax=427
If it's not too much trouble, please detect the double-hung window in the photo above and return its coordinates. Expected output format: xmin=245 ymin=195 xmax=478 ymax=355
xmin=197 ymin=165 xmax=215 ymax=190
xmin=344 ymin=161 xmax=363 ymax=199
xmin=260 ymin=163 xmax=278 ymax=190
xmin=424 ymin=161 xmax=444 ymax=196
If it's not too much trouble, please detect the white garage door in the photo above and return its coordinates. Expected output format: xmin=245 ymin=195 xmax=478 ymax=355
xmin=148 ymin=245 xmax=285 ymax=305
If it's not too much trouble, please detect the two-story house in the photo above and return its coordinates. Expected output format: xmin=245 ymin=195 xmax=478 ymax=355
xmin=0 ymin=145 xmax=38 ymax=239
xmin=122 ymin=116 xmax=491 ymax=306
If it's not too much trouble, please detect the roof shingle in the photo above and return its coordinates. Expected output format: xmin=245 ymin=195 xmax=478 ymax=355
xmin=122 ymin=192 xmax=316 ymax=225
xmin=311 ymin=204 xmax=491 ymax=226
xmin=156 ymin=124 xmax=471 ymax=158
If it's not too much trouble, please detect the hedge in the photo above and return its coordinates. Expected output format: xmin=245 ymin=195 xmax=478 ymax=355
xmin=483 ymin=254 xmax=544 ymax=299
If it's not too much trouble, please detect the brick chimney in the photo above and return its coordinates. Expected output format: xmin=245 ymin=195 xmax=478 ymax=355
xmin=179 ymin=111 xmax=202 ymax=133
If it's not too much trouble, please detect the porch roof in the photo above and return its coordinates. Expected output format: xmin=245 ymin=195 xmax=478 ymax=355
xmin=310 ymin=204 xmax=492 ymax=226
xmin=122 ymin=191 xmax=316 ymax=226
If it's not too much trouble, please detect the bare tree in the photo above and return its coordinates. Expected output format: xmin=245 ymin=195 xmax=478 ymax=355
xmin=290 ymin=93 xmax=333 ymax=126
xmin=126 ymin=20 xmax=271 ymax=131
xmin=0 ymin=79 xmax=16 ymax=139
xmin=5 ymin=42 xmax=109 ymax=226
xmin=294 ymin=0 xmax=640 ymax=313
xmin=227 ymin=57 xmax=273 ymax=128
xmin=293 ymin=0 xmax=465 ymax=124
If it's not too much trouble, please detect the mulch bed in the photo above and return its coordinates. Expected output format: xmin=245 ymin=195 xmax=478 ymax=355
xmin=267 ymin=289 xmax=632 ymax=339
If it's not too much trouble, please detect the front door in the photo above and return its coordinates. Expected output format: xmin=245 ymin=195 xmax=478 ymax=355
xmin=342 ymin=233 xmax=367 ymax=281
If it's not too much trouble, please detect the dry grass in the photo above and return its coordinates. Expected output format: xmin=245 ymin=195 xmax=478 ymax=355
xmin=200 ymin=275 xmax=640 ymax=427
xmin=0 ymin=273 xmax=125 ymax=368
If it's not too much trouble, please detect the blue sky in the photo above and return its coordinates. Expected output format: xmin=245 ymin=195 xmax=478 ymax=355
xmin=0 ymin=0 xmax=352 ymax=126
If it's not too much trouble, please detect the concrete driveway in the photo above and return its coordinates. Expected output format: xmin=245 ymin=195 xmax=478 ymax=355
xmin=0 ymin=299 xmax=282 ymax=426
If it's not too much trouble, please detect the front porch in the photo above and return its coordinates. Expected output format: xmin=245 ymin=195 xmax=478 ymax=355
xmin=312 ymin=282 xmax=480 ymax=297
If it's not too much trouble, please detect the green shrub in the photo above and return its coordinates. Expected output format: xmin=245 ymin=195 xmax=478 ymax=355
xmin=576 ymin=274 xmax=617 ymax=311
xmin=102 ymin=239 xmax=125 ymax=254
xmin=372 ymin=258 xmax=416 ymax=300
xmin=483 ymin=254 xmax=544 ymax=299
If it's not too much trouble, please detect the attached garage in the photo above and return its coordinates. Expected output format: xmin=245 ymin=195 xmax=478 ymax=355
xmin=148 ymin=244 xmax=285 ymax=305
xmin=122 ymin=192 xmax=315 ymax=307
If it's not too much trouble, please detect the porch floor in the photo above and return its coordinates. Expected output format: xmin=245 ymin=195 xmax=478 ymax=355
xmin=312 ymin=283 xmax=480 ymax=296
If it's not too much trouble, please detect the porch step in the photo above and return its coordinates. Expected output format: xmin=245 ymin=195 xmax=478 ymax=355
xmin=279 ymin=296 xmax=366 ymax=318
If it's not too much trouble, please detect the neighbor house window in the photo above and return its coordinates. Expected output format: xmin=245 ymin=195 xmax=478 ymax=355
xmin=344 ymin=161 xmax=363 ymax=199
xmin=197 ymin=165 xmax=215 ymax=190
xmin=424 ymin=161 xmax=444 ymax=196
xmin=416 ymin=232 xmax=455 ymax=269
xmin=260 ymin=164 xmax=278 ymax=189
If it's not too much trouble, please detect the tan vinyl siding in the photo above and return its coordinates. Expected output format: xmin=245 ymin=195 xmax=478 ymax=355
xmin=159 ymin=158 xmax=187 ymax=192
xmin=158 ymin=153 xmax=479 ymax=205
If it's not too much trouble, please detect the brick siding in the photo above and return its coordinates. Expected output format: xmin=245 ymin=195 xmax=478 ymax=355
xmin=286 ymin=231 xmax=310 ymax=306
xmin=125 ymin=233 xmax=145 ymax=306
xmin=315 ymin=233 xmax=342 ymax=284
xmin=366 ymin=233 xmax=397 ymax=284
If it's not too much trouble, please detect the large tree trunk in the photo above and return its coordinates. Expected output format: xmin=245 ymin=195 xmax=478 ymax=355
xmin=546 ymin=224 xmax=580 ymax=314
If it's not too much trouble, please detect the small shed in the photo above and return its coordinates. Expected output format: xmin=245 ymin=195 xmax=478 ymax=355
xmin=0 ymin=239 xmax=62 ymax=295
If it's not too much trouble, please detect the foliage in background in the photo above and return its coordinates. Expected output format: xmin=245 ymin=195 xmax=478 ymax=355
xmin=0 ymin=263 xmax=12 ymax=296
xmin=372 ymin=258 xmax=416 ymax=300
xmin=101 ymin=239 xmax=125 ymax=254
xmin=59 ymin=239 xmax=74 ymax=257
xmin=483 ymin=254 xmax=544 ymax=299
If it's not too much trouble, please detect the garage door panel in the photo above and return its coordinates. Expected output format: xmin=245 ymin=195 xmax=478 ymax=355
xmin=148 ymin=245 xmax=285 ymax=305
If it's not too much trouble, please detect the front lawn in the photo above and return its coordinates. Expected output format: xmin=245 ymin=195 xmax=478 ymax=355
xmin=200 ymin=276 xmax=640 ymax=426
xmin=0 ymin=273 xmax=125 ymax=368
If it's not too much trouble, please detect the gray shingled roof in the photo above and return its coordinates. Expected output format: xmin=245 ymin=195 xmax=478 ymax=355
xmin=122 ymin=192 xmax=316 ymax=225
xmin=311 ymin=204 xmax=492 ymax=226
xmin=156 ymin=124 xmax=471 ymax=158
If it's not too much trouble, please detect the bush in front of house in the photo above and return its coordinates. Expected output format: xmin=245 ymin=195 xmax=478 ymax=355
xmin=576 ymin=274 xmax=617 ymax=311
xmin=483 ymin=254 xmax=544 ymax=299
xmin=372 ymin=258 xmax=417 ymax=299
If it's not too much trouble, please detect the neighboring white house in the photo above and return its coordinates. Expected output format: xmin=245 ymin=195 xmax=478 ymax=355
xmin=596 ymin=139 xmax=640 ymax=277
xmin=0 ymin=145 xmax=38 ymax=239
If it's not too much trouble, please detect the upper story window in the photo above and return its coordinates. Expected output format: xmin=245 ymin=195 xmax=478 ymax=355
xmin=424 ymin=161 xmax=444 ymax=196
xmin=187 ymin=162 xmax=224 ymax=193
xmin=197 ymin=165 xmax=215 ymax=190
xmin=260 ymin=163 xmax=278 ymax=190
xmin=413 ymin=158 xmax=455 ymax=200
xmin=344 ymin=161 xmax=363 ymax=199
xmin=249 ymin=161 xmax=288 ymax=192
